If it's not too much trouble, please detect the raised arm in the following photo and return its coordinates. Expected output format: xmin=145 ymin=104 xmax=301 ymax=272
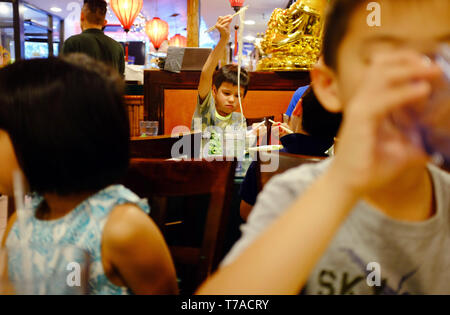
xmin=197 ymin=168 xmax=359 ymax=294
xmin=198 ymin=15 xmax=233 ymax=101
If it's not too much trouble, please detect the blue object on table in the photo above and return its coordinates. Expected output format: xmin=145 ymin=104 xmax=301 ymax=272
xmin=285 ymin=85 xmax=310 ymax=117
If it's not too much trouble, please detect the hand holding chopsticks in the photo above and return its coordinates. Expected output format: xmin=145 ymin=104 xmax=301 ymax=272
xmin=268 ymin=119 xmax=294 ymax=134
xmin=205 ymin=6 xmax=249 ymax=33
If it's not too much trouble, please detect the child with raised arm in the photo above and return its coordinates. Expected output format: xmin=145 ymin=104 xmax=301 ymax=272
xmin=0 ymin=55 xmax=178 ymax=295
xmin=192 ymin=15 xmax=249 ymax=134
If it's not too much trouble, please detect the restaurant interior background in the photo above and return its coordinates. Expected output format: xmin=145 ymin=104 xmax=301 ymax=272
xmin=0 ymin=1 xmax=309 ymax=134
xmin=0 ymin=0 xmax=294 ymax=69
xmin=0 ymin=0 xmax=312 ymax=258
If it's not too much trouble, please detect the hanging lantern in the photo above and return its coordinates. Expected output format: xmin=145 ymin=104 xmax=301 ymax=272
xmin=169 ymin=34 xmax=187 ymax=47
xmin=110 ymin=0 xmax=143 ymax=32
xmin=110 ymin=0 xmax=143 ymax=61
xmin=229 ymin=0 xmax=245 ymax=56
xmin=229 ymin=0 xmax=245 ymax=12
xmin=145 ymin=18 xmax=169 ymax=50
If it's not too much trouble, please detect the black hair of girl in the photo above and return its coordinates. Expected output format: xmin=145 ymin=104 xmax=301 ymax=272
xmin=0 ymin=54 xmax=129 ymax=196
xmin=301 ymin=87 xmax=343 ymax=141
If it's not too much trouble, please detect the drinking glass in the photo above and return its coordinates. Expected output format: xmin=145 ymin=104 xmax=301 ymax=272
xmin=391 ymin=44 xmax=450 ymax=165
xmin=224 ymin=129 xmax=246 ymax=160
xmin=139 ymin=121 xmax=159 ymax=137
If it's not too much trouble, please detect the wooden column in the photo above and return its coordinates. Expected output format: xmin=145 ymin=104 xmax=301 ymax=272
xmin=187 ymin=0 xmax=200 ymax=47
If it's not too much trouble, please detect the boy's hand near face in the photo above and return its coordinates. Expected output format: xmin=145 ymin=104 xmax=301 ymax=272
xmin=329 ymin=51 xmax=443 ymax=196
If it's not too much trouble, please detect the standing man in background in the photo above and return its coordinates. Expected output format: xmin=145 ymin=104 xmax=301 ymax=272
xmin=62 ymin=0 xmax=125 ymax=76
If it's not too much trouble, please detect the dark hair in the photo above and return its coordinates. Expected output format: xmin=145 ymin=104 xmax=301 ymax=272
xmin=323 ymin=0 xmax=364 ymax=69
xmin=213 ymin=64 xmax=250 ymax=96
xmin=301 ymin=87 xmax=342 ymax=141
xmin=83 ymin=0 xmax=107 ymax=25
xmin=0 ymin=55 xmax=129 ymax=196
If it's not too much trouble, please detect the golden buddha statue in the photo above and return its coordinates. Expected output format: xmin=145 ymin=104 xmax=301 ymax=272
xmin=257 ymin=0 xmax=327 ymax=71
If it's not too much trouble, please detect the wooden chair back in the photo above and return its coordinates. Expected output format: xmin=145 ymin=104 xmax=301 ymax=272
xmin=130 ymin=132 xmax=202 ymax=159
xmin=121 ymin=158 xmax=237 ymax=294
xmin=258 ymin=151 xmax=326 ymax=190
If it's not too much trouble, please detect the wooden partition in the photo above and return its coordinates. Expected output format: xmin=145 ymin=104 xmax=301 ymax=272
xmin=124 ymin=95 xmax=145 ymax=137
xmin=144 ymin=70 xmax=310 ymax=135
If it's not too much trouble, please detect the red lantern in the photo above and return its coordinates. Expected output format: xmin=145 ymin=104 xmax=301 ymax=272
xmin=145 ymin=18 xmax=169 ymax=50
xmin=169 ymin=34 xmax=187 ymax=47
xmin=110 ymin=0 xmax=143 ymax=33
xmin=229 ymin=0 xmax=245 ymax=12
xmin=229 ymin=0 xmax=245 ymax=56
xmin=110 ymin=0 xmax=143 ymax=61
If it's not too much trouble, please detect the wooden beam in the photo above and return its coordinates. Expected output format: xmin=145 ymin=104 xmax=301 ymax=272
xmin=187 ymin=0 xmax=199 ymax=47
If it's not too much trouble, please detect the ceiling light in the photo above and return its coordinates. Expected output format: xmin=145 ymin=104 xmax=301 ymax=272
xmin=244 ymin=20 xmax=255 ymax=25
xmin=50 ymin=7 xmax=62 ymax=13
xmin=244 ymin=35 xmax=256 ymax=42
xmin=0 ymin=4 xmax=10 ymax=15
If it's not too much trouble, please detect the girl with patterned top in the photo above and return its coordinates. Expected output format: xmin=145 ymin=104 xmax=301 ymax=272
xmin=0 ymin=55 xmax=178 ymax=294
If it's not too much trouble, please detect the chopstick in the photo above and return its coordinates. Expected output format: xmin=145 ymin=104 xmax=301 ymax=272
xmin=252 ymin=120 xmax=266 ymax=129
xmin=205 ymin=6 xmax=249 ymax=33
xmin=268 ymin=119 xmax=294 ymax=134
xmin=246 ymin=120 xmax=266 ymax=135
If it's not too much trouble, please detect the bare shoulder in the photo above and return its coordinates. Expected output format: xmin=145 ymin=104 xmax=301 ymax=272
xmin=102 ymin=204 xmax=163 ymax=250
xmin=101 ymin=204 xmax=177 ymax=294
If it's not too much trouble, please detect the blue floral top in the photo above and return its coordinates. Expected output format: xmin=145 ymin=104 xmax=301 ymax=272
xmin=6 ymin=185 xmax=150 ymax=295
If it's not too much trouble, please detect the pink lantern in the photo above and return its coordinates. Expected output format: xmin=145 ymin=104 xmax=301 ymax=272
xmin=110 ymin=0 xmax=143 ymax=61
xmin=169 ymin=34 xmax=187 ymax=47
xmin=110 ymin=0 xmax=143 ymax=32
xmin=145 ymin=18 xmax=169 ymax=50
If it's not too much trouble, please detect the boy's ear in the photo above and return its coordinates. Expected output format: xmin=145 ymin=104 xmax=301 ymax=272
xmin=310 ymin=59 xmax=342 ymax=113
xmin=212 ymin=85 xmax=218 ymax=98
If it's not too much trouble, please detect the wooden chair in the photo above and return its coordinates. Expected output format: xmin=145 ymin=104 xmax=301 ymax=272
xmin=246 ymin=116 xmax=275 ymax=146
xmin=124 ymin=95 xmax=144 ymax=137
xmin=130 ymin=132 xmax=202 ymax=159
xmin=258 ymin=151 xmax=326 ymax=191
xmin=121 ymin=158 xmax=237 ymax=294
